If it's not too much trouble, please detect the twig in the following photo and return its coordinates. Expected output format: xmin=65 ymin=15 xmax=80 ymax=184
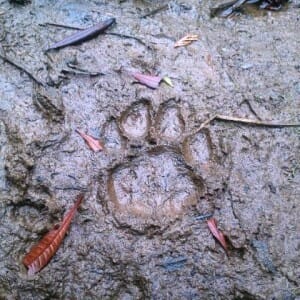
xmin=198 ymin=114 xmax=300 ymax=130
xmin=194 ymin=213 xmax=213 ymax=221
xmin=198 ymin=114 xmax=218 ymax=131
xmin=54 ymin=186 xmax=87 ymax=191
xmin=39 ymin=22 xmax=83 ymax=30
xmin=61 ymin=69 xmax=103 ymax=76
xmin=0 ymin=52 xmax=44 ymax=86
xmin=241 ymin=98 xmax=262 ymax=120
xmin=40 ymin=22 xmax=148 ymax=48
xmin=40 ymin=23 xmax=149 ymax=50
xmin=215 ymin=114 xmax=300 ymax=127
xmin=66 ymin=63 xmax=105 ymax=76
xmin=105 ymin=32 xmax=147 ymax=47
xmin=141 ymin=4 xmax=169 ymax=18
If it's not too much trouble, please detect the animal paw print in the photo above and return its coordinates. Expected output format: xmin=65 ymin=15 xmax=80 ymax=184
xmin=99 ymin=99 xmax=215 ymax=233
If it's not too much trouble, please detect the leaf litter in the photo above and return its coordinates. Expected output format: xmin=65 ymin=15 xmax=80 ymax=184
xmin=207 ymin=217 xmax=228 ymax=253
xmin=76 ymin=129 xmax=104 ymax=152
xmin=174 ymin=34 xmax=198 ymax=48
xmin=162 ymin=76 xmax=173 ymax=87
xmin=132 ymin=72 xmax=173 ymax=89
xmin=132 ymin=72 xmax=162 ymax=89
xmin=46 ymin=18 xmax=116 ymax=51
xmin=23 ymin=194 xmax=84 ymax=275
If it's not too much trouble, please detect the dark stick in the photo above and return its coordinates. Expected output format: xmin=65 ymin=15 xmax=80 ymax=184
xmin=105 ymin=32 xmax=147 ymax=47
xmin=0 ymin=52 xmax=44 ymax=86
xmin=141 ymin=4 xmax=169 ymax=18
xmin=39 ymin=22 xmax=83 ymax=30
xmin=62 ymin=63 xmax=105 ymax=77
xmin=194 ymin=213 xmax=214 ymax=221
xmin=46 ymin=18 xmax=116 ymax=51
xmin=40 ymin=23 xmax=146 ymax=48
xmin=41 ymin=22 xmax=147 ymax=48
xmin=241 ymin=99 xmax=262 ymax=121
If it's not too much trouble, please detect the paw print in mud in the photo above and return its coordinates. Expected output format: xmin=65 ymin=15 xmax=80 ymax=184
xmin=99 ymin=99 xmax=215 ymax=232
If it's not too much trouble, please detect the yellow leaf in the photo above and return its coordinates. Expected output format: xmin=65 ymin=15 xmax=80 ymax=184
xmin=162 ymin=76 xmax=173 ymax=87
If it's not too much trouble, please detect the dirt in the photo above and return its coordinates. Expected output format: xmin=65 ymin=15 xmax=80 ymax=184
xmin=0 ymin=0 xmax=299 ymax=299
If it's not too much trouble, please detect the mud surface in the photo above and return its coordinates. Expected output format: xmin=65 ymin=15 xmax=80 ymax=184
xmin=0 ymin=0 xmax=300 ymax=299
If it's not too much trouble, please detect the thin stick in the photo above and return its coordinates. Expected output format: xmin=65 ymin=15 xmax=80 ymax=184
xmin=241 ymin=99 xmax=262 ymax=120
xmin=215 ymin=114 xmax=300 ymax=127
xmin=196 ymin=114 xmax=300 ymax=130
xmin=198 ymin=114 xmax=218 ymax=131
xmin=0 ymin=53 xmax=44 ymax=86
xmin=41 ymin=23 xmax=147 ymax=47
xmin=40 ymin=23 xmax=148 ymax=48
xmin=105 ymin=32 xmax=147 ymax=47
xmin=61 ymin=65 xmax=105 ymax=77
xmin=141 ymin=4 xmax=169 ymax=18
xmin=39 ymin=22 xmax=83 ymax=30
xmin=66 ymin=62 xmax=105 ymax=75
xmin=194 ymin=213 xmax=213 ymax=221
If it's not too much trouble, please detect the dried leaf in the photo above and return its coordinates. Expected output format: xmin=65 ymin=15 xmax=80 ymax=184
xmin=132 ymin=72 xmax=162 ymax=89
xmin=23 ymin=194 xmax=84 ymax=275
xmin=162 ymin=76 xmax=173 ymax=87
xmin=174 ymin=34 xmax=198 ymax=48
xmin=76 ymin=129 xmax=103 ymax=152
xmin=207 ymin=217 xmax=228 ymax=252
xmin=47 ymin=18 xmax=116 ymax=51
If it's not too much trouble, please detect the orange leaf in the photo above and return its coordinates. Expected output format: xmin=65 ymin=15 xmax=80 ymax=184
xmin=207 ymin=217 xmax=228 ymax=252
xmin=174 ymin=34 xmax=198 ymax=48
xmin=23 ymin=194 xmax=84 ymax=275
xmin=76 ymin=129 xmax=103 ymax=152
xmin=132 ymin=72 xmax=162 ymax=89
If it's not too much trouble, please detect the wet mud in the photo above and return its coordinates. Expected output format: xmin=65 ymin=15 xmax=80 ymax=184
xmin=0 ymin=0 xmax=299 ymax=299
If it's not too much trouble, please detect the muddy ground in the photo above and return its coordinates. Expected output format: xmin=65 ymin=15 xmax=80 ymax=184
xmin=0 ymin=0 xmax=299 ymax=299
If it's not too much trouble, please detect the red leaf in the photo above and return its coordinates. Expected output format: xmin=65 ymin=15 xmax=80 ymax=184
xmin=207 ymin=217 xmax=228 ymax=252
xmin=23 ymin=194 xmax=84 ymax=275
xmin=76 ymin=129 xmax=103 ymax=152
xmin=132 ymin=72 xmax=162 ymax=89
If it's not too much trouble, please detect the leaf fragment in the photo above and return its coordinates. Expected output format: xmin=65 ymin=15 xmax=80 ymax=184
xmin=132 ymin=72 xmax=162 ymax=89
xmin=76 ymin=129 xmax=103 ymax=152
xmin=174 ymin=34 xmax=198 ymax=48
xmin=47 ymin=18 xmax=116 ymax=51
xmin=23 ymin=194 xmax=84 ymax=275
xmin=207 ymin=217 xmax=228 ymax=252
xmin=162 ymin=76 xmax=173 ymax=87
